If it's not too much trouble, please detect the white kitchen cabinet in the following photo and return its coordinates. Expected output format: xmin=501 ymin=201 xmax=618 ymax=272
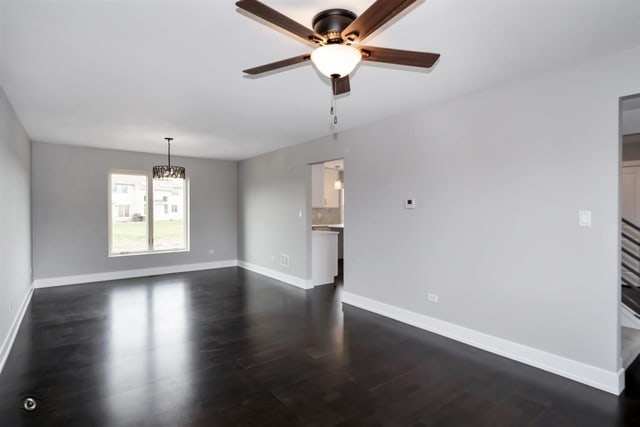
xmin=311 ymin=164 xmax=324 ymax=208
xmin=323 ymin=168 xmax=340 ymax=208
xmin=312 ymin=165 xmax=341 ymax=208
xmin=312 ymin=230 xmax=339 ymax=286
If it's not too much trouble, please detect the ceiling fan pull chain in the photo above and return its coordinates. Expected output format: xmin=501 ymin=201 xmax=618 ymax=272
xmin=330 ymin=93 xmax=335 ymax=116
xmin=330 ymin=94 xmax=338 ymax=125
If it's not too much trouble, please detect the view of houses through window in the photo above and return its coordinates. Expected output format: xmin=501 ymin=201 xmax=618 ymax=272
xmin=109 ymin=172 xmax=188 ymax=255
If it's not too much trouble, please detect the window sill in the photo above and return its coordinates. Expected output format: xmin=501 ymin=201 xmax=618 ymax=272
xmin=109 ymin=248 xmax=190 ymax=258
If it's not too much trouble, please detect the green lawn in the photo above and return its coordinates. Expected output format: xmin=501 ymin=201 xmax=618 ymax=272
xmin=112 ymin=220 xmax=185 ymax=253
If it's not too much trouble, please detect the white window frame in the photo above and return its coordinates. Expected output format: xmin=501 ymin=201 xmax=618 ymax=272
xmin=108 ymin=169 xmax=190 ymax=257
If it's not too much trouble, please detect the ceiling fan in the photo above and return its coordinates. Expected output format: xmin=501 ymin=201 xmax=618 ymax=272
xmin=236 ymin=0 xmax=441 ymax=99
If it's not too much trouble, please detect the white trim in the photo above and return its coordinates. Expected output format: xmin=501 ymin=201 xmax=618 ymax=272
xmin=109 ymin=248 xmax=191 ymax=258
xmin=342 ymin=291 xmax=624 ymax=395
xmin=33 ymin=260 xmax=238 ymax=288
xmin=238 ymin=261 xmax=313 ymax=290
xmin=0 ymin=285 xmax=34 ymax=375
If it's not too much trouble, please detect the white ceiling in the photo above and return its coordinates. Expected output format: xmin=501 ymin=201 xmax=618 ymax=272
xmin=1 ymin=0 xmax=639 ymax=160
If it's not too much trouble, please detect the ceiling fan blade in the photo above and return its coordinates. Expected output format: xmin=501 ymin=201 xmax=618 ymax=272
xmin=243 ymin=54 xmax=312 ymax=75
xmin=236 ymin=0 xmax=325 ymax=46
xmin=341 ymin=0 xmax=417 ymax=43
xmin=360 ymin=46 xmax=440 ymax=68
xmin=332 ymin=75 xmax=351 ymax=96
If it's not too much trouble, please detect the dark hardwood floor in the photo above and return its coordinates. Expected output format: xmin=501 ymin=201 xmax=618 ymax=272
xmin=1 ymin=267 xmax=640 ymax=426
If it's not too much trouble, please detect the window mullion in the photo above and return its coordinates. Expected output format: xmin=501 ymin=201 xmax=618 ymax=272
xmin=148 ymin=173 xmax=153 ymax=251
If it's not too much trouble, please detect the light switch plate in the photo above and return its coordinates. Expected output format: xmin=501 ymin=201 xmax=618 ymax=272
xmin=578 ymin=210 xmax=591 ymax=227
xmin=405 ymin=199 xmax=416 ymax=209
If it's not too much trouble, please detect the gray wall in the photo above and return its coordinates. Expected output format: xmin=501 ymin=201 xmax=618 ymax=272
xmin=238 ymin=141 xmax=345 ymax=280
xmin=238 ymin=46 xmax=640 ymax=374
xmin=32 ymin=143 xmax=237 ymax=280
xmin=0 ymin=86 xmax=32 ymax=350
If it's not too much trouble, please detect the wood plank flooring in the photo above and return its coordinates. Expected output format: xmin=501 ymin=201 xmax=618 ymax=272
xmin=0 ymin=267 xmax=639 ymax=426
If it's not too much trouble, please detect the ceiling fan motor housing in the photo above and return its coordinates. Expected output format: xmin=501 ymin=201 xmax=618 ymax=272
xmin=312 ymin=9 xmax=357 ymax=43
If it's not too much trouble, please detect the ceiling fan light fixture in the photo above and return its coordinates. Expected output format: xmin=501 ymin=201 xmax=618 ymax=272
xmin=311 ymin=44 xmax=362 ymax=78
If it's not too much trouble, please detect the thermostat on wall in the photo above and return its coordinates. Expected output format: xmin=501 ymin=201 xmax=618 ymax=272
xmin=405 ymin=199 xmax=416 ymax=209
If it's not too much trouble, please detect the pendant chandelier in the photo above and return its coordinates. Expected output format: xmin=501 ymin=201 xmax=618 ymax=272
xmin=153 ymin=137 xmax=185 ymax=180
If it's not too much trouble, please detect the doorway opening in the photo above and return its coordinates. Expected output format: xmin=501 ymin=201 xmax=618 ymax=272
xmin=309 ymin=159 xmax=344 ymax=287
xmin=620 ymin=93 xmax=640 ymax=369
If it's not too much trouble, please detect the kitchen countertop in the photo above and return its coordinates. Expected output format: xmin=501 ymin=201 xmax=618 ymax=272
xmin=312 ymin=230 xmax=339 ymax=235
xmin=312 ymin=223 xmax=344 ymax=228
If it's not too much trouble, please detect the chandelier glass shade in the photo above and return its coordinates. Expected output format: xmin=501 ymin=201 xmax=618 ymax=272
xmin=153 ymin=137 xmax=185 ymax=180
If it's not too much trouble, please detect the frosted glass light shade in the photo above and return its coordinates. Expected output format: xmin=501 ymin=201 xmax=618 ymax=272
xmin=311 ymin=44 xmax=362 ymax=78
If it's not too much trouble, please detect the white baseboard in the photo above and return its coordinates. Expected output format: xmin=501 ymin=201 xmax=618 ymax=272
xmin=342 ymin=291 xmax=624 ymax=395
xmin=33 ymin=260 xmax=239 ymax=288
xmin=238 ymin=261 xmax=313 ymax=290
xmin=0 ymin=285 xmax=34 ymax=375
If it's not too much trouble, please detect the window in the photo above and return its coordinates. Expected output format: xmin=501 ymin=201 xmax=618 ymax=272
xmin=109 ymin=171 xmax=189 ymax=256
xmin=112 ymin=184 xmax=129 ymax=194
xmin=116 ymin=205 xmax=130 ymax=218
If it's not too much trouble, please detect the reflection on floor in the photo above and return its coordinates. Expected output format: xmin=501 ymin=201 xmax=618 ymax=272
xmin=1 ymin=267 xmax=640 ymax=425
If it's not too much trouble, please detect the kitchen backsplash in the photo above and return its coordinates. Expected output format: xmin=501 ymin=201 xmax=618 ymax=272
xmin=312 ymin=208 xmax=341 ymax=225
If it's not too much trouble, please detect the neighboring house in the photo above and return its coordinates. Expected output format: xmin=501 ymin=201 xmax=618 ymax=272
xmin=111 ymin=180 xmax=146 ymax=222
xmin=153 ymin=186 xmax=184 ymax=222
xmin=110 ymin=178 xmax=184 ymax=223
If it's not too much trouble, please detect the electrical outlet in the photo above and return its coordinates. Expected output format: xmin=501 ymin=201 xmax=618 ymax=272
xmin=208 ymin=249 xmax=215 ymax=255
xmin=280 ymin=254 xmax=290 ymax=267
xmin=427 ymin=293 xmax=438 ymax=303
xmin=271 ymin=255 xmax=275 ymax=263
